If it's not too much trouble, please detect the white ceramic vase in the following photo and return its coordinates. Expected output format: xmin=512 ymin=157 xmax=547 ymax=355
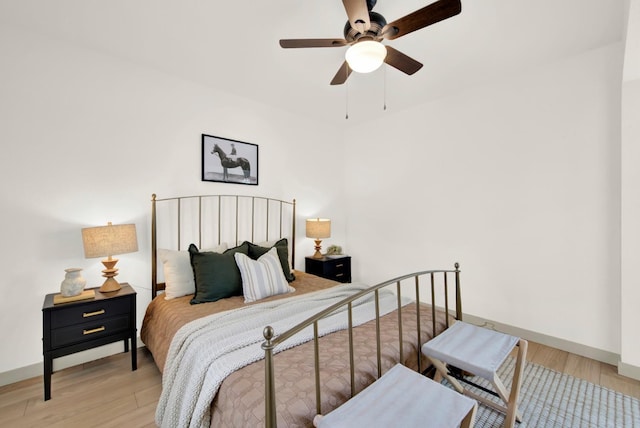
xmin=60 ymin=268 xmax=87 ymax=297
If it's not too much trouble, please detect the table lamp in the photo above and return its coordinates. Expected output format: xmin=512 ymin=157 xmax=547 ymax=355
xmin=81 ymin=222 xmax=138 ymax=292
xmin=306 ymin=218 xmax=331 ymax=259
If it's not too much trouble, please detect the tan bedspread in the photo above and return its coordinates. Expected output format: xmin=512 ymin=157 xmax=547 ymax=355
xmin=141 ymin=271 xmax=343 ymax=372
xmin=141 ymin=271 xmax=453 ymax=427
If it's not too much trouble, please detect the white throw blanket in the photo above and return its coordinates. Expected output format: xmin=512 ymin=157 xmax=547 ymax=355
xmin=156 ymin=283 xmax=407 ymax=428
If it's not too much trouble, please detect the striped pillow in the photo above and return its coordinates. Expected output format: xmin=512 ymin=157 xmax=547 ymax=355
xmin=235 ymin=247 xmax=294 ymax=303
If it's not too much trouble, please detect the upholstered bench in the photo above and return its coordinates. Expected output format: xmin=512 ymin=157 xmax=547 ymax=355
xmin=422 ymin=321 xmax=528 ymax=428
xmin=313 ymin=363 xmax=478 ymax=428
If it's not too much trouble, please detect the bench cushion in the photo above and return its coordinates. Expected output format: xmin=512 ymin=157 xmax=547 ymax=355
xmin=422 ymin=321 xmax=519 ymax=381
xmin=316 ymin=363 xmax=476 ymax=428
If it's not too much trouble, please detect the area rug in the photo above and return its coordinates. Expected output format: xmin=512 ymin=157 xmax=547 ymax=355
xmin=443 ymin=357 xmax=640 ymax=427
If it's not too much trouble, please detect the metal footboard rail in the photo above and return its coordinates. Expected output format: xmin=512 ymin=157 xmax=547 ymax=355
xmin=261 ymin=263 xmax=462 ymax=428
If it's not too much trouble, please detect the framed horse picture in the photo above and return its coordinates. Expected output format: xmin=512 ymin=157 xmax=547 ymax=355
xmin=201 ymin=134 xmax=259 ymax=185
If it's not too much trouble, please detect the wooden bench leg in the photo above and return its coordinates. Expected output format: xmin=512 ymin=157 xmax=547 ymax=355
xmin=427 ymin=338 xmax=528 ymax=428
xmin=461 ymin=402 xmax=478 ymax=428
xmin=428 ymin=356 xmax=465 ymax=394
xmin=503 ymin=339 xmax=527 ymax=428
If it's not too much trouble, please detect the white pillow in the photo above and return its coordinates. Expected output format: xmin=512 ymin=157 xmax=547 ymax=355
xmin=235 ymin=247 xmax=294 ymax=303
xmin=159 ymin=243 xmax=228 ymax=300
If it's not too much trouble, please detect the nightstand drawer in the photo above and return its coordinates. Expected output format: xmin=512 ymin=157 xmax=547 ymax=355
xmin=51 ymin=314 xmax=130 ymax=348
xmin=51 ymin=298 xmax=130 ymax=329
xmin=324 ymin=259 xmax=349 ymax=279
xmin=305 ymin=256 xmax=352 ymax=283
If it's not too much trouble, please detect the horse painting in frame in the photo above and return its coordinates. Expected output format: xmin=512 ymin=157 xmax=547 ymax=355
xmin=201 ymin=134 xmax=258 ymax=185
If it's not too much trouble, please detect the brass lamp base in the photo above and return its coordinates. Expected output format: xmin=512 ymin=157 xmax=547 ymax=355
xmin=311 ymin=239 xmax=323 ymax=259
xmin=99 ymin=257 xmax=121 ymax=292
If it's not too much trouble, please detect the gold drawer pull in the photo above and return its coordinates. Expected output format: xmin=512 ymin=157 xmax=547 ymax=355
xmin=83 ymin=309 xmax=105 ymax=318
xmin=83 ymin=326 xmax=106 ymax=335
xmin=336 ymin=273 xmax=344 ymax=277
xmin=336 ymin=264 xmax=344 ymax=267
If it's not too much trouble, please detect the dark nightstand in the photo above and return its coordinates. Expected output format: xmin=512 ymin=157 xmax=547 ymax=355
xmin=305 ymin=256 xmax=351 ymax=283
xmin=42 ymin=284 xmax=137 ymax=401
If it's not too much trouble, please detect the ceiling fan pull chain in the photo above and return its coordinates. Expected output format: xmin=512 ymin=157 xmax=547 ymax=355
xmin=345 ymin=77 xmax=349 ymax=120
xmin=383 ymin=65 xmax=387 ymax=111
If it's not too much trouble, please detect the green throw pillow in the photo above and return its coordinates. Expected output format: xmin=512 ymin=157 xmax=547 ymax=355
xmin=189 ymin=242 xmax=249 ymax=304
xmin=246 ymin=238 xmax=295 ymax=282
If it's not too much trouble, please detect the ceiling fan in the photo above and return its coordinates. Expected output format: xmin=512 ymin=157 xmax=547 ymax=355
xmin=279 ymin=0 xmax=462 ymax=85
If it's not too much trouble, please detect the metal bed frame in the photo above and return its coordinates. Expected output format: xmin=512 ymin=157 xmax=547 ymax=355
xmin=149 ymin=193 xmax=462 ymax=428
xmin=262 ymin=265 xmax=462 ymax=428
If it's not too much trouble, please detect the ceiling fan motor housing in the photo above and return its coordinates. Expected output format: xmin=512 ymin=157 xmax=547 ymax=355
xmin=343 ymin=11 xmax=387 ymax=42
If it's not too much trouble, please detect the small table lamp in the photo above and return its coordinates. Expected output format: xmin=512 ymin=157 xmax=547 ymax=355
xmin=306 ymin=218 xmax=331 ymax=259
xmin=81 ymin=222 xmax=138 ymax=292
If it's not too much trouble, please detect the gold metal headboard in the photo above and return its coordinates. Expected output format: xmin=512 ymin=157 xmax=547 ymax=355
xmin=151 ymin=194 xmax=296 ymax=298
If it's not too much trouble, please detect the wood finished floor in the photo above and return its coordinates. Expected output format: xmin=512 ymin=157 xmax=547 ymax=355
xmin=1 ymin=343 xmax=639 ymax=428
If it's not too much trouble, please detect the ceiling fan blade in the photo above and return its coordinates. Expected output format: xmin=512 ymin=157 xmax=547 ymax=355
xmin=384 ymin=46 xmax=423 ymax=75
xmin=280 ymin=39 xmax=348 ymax=48
xmin=330 ymin=61 xmax=353 ymax=85
xmin=383 ymin=0 xmax=461 ymax=40
xmin=342 ymin=0 xmax=371 ymax=34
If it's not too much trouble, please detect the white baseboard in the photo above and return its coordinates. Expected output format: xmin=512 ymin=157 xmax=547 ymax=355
xmin=0 ymin=338 xmax=144 ymax=388
xmin=0 ymin=362 xmax=42 ymax=388
xmin=618 ymin=360 xmax=640 ymax=381
xmin=462 ymin=314 xmax=636 ymax=375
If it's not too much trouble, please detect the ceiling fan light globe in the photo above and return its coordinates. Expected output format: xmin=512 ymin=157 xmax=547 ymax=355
xmin=345 ymin=41 xmax=387 ymax=73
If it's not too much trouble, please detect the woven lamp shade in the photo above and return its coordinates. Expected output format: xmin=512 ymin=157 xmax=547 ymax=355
xmin=306 ymin=219 xmax=331 ymax=239
xmin=82 ymin=223 xmax=138 ymax=258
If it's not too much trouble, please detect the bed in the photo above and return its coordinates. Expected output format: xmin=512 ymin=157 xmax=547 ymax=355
xmin=141 ymin=194 xmax=463 ymax=428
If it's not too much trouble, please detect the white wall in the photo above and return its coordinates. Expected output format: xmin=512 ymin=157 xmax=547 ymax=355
xmin=1 ymin=21 xmax=636 ymax=381
xmin=621 ymin=79 xmax=640 ymax=374
xmin=0 ymin=25 xmax=346 ymax=375
xmin=343 ymin=44 xmax=624 ymax=355
xmin=619 ymin=0 xmax=640 ymax=379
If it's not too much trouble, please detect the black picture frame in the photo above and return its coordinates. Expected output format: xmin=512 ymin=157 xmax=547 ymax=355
xmin=201 ymin=134 xmax=259 ymax=185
